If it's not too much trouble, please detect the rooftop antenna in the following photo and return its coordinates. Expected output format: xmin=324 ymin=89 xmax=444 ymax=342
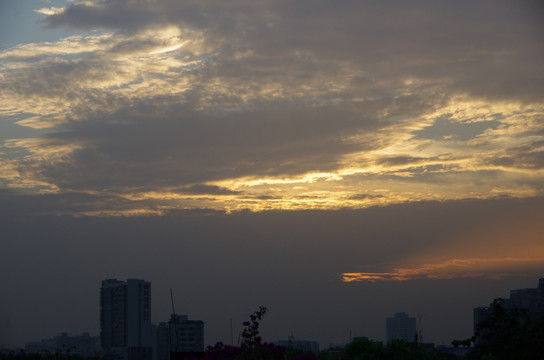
xmin=170 ymin=288 xmax=180 ymax=352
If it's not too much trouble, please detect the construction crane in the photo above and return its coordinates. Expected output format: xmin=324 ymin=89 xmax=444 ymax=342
xmin=170 ymin=288 xmax=181 ymax=353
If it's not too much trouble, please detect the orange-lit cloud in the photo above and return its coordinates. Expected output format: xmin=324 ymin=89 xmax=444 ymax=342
xmin=342 ymin=257 xmax=544 ymax=282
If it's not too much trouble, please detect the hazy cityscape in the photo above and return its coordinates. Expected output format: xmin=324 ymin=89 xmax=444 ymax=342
xmin=2 ymin=1 xmax=544 ymax=359
xmin=2 ymin=277 xmax=542 ymax=359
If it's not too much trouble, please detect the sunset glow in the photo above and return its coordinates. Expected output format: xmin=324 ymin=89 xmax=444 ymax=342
xmin=342 ymin=258 xmax=544 ymax=282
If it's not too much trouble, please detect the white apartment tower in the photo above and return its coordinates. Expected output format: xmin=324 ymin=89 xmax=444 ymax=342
xmin=100 ymin=279 xmax=153 ymax=358
xmin=386 ymin=312 xmax=417 ymax=343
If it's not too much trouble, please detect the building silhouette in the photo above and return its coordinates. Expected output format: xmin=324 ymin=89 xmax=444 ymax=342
xmin=277 ymin=336 xmax=320 ymax=354
xmin=100 ymin=279 xmax=153 ymax=359
xmin=157 ymin=314 xmax=204 ymax=360
xmin=25 ymin=332 xmax=100 ymax=358
xmin=386 ymin=312 xmax=417 ymax=343
xmin=508 ymin=278 xmax=544 ymax=318
xmin=473 ymin=277 xmax=544 ymax=341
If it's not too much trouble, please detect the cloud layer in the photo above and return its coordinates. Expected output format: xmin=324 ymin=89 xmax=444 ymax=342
xmin=1 ymin=0 xmax=544 ymax=214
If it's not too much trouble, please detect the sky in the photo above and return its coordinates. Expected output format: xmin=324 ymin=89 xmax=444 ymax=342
xmin=1 ymin=0 xmax=544 ymax=349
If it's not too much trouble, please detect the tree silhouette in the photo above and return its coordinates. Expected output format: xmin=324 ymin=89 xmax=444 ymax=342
xmin=465 ymin=298 xmax=544 ymax=360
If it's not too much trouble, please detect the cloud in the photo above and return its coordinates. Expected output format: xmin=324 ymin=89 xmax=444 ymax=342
xmin=478 ymin=140 xmax=544 ymax=170
xmin=1 ymin=0 xmax=543 ymax=213
xmin=34 ymin=7 xmax=65 ymax=16
xmin=347 ymin=193 xmax=384 ymax=200
xmin=342 ymin=257 xmax=544 ymax=282
xmin=39 ymin=1 xmax=544 ymax=104
xmin=376 ymin=156 xmax=430 ymax=167
xmin=178 ymin=184 xmax=241 ymax=196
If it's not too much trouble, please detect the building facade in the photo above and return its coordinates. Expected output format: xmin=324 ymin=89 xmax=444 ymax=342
xmin=156 ymin=314 xmax=204 ymax=360
xmin=100 ymin=278 xmax=153 ymax=359
xmin=386 ymin=312 xmax=417 ymax=343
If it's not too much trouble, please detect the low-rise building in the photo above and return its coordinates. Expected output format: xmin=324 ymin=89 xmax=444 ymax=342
xmin=156 ymin=314 xmax=204 ymax=360
xmin=25 ymin=332 xmax=100 ymax=358
xmin=277 ymin=337 xmax=320 ymax=354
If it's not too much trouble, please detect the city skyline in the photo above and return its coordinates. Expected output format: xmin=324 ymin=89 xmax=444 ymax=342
xmin=4 ymin=251 xmax=544 ymax=349
xmin=1 ymin=0 xmax=544 ymax=351
xmin=9 ymin=275 xmax=544 ymax=353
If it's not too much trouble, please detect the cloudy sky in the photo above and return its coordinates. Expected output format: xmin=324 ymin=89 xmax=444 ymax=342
xmin=1 ymin=0 xmax=544 ymax=349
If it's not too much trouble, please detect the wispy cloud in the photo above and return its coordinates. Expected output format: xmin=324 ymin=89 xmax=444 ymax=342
xmin=342 ymin=257 xmax=544 ymax=282
xmin=34 ymin=7 xmax=65 ymax=16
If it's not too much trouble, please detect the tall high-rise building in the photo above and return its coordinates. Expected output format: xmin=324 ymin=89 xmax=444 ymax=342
xmin=386 ymin=312 xmax=417 ymax=343
xmin=100 ymin=279 xmax=153 ymax=359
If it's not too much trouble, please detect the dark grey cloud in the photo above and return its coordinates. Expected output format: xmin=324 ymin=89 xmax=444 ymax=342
xmin=13 ymin=99 xmax=382 ymax=192
xmin=376 ymin=156 xmax=430 ymax=167
xmin=42 ymin=0 xmax=544 ymax=103
xmin=0 ymin=188 xmax=164 ymax=217
xmin=179 ymin=184 xmax=241 ymax=196
xmin=347 ymin=193 xmax=384 ymax=200
xmin=482 ymin=140 xmax=544 ymax=170
xmin=43 ymin=0 xmax=162 ymax=31
xmin=44 ymin=0 xmax=270 ymax=33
